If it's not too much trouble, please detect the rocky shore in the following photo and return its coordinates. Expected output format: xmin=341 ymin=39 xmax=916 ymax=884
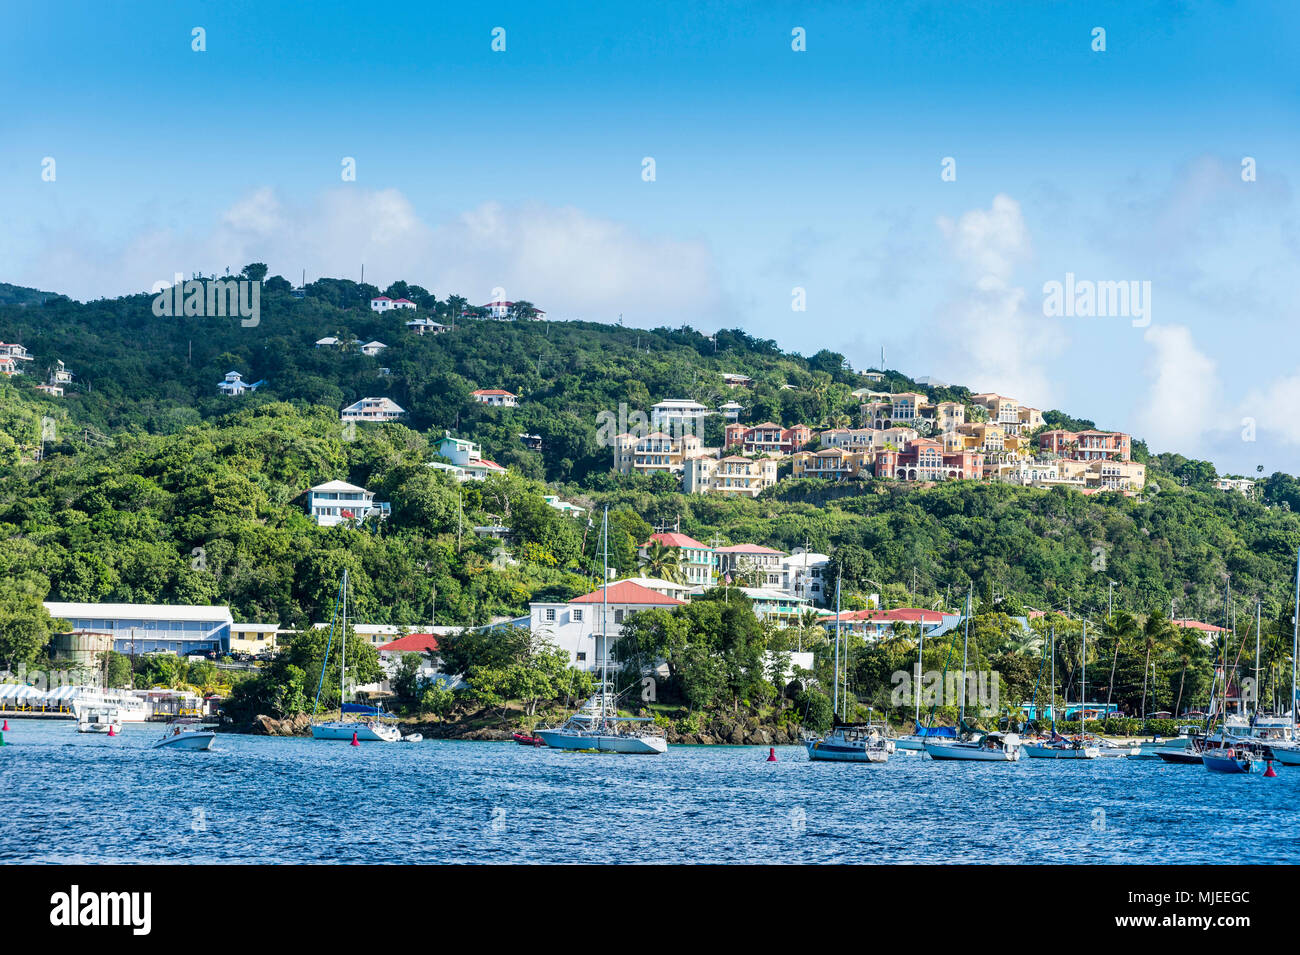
xmin=233 ymin=711 xmax=808 ymax=745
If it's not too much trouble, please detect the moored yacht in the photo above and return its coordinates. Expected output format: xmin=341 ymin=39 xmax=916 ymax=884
xmin=76 ymin=705 xmax=121 ymax=734
xmin=925 ymin=731 xmax=1023 ymax=761
xmin=805 ymin=722 xmax=891 ymax=763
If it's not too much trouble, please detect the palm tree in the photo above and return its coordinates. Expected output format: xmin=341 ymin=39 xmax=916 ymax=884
xmin=1104 ymin=611 xmax=1138 ymax=707
xmin=1139 ymin=612 xmax=1175 ymax=720
xmin=640 ymin=541 xmax=684 ymax=583
xmin=1173 ymin=630 xmax=1200 ymax=717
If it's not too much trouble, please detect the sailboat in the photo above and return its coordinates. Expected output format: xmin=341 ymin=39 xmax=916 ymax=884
xmin=894 ymin=611 xmax=939 ymax=753
xmin=924 ymin=587 xmax=1022 ymax=762
xmin=311 ymin=569 xmax=401 ymax=742
xmin=535 ymin=508 xmax=668 ymax=755
xmin=805 ymin=573 xmax=890 ymax=763
xmin=1024 ymin=623 xmax=1099 ymax=759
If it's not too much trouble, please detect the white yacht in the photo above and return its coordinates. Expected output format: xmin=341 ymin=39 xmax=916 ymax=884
xmin=71 ymin=689 xmax=149 ymax=723
xmin=925 ymin=731 xmax=1023 ymax=761
xmin=805 ymin=722 xmax=890 ymax=762
xmin=77 ymin=705 xmax=122 ymax=734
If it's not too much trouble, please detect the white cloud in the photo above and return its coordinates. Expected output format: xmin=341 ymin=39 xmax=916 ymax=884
xmin=1242 ymin=371 xmax=1300 ymax=445
xmin=1135 ymin=323 xmax=1226 ymax=454
xmin=14 ymin=189 xmax=723 ymax=323
xmin=931 ymin=194 xmax=1062 ymax=407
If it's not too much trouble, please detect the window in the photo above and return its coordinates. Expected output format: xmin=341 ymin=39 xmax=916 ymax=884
xmin=572 ymin=609 xmax=584 ymax=622
xmin=544 ymin=608 xmax=556 ymax=622
xmin=576 ymin=652 xmax=587 ymax=662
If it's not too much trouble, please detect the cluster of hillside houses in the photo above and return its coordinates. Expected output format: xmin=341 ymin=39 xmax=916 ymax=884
xmin=613 ymin=390 xmax=1151 ymax=496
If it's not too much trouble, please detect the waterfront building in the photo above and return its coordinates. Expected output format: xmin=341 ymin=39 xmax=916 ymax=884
xmin=229 ymin=622 xmax=285 ymax=655
xmin=44 ymin=602 xmax=234 ymax=656
xmin=822 ymin=608 xmax=945 ymax=640
xmin=530 ymin=580 xmax=686 ymax=671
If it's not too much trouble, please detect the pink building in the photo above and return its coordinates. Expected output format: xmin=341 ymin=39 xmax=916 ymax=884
xmin=723 ymin=422 xmax=811 ymax=455
xmin=1038 ymin=429 xmax=1131 ymax=462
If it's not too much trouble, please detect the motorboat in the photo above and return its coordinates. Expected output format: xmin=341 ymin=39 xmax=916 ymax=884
xmin=805 ymin=722 xmax=890 ymax=763
xmin=152 ymin=718 xmax=216 ymax=750
xmin=512 ymin=732 xmax=545 ymax=746
xmin=77 ymin=705 xmax=121 ymax=735
xmin=925 ymin=731 xmax=1022 ymax=761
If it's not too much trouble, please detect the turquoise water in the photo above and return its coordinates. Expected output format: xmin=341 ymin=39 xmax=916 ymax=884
xmin=2 ymin=719 xmax=1296 ymax=864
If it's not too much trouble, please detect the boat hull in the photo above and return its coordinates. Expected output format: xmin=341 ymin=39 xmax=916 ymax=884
xmin=1203 ymin=752 xmax=1257 ymax=774
xmin=804 ymin=739 xmax=889 ymax=763
xmin=1155 ymin=747 xmax=1202 ymax=764
xmin=1267 ymin=745 xmax=1300 ymax=766
xmin=1023 ymin=744 xmax=1100 ymax=759
xmin=153 ymin=731 xmax=215 ymax=750
xmin=924 ymin=741 xmax=1021 ymax=761
xmin=535 ymin=728 xmax=667 ymax=754
xmin=311 ymin=720 xmax=401 ymax=742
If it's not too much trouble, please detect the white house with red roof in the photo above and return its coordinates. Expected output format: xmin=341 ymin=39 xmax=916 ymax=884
xmin=821 ymin=607 xmax=945 ymax=639
xmin=530 ymin=580 xmax=685 ymax=671
xmin=370 ymin=296 xmax=417 ymax=312
xmin=431 ymin=432 xmax=507 ymax=481
xmin=0 ymin=343 xmax=33 ymax=376
xmin=471 ymin=388 xmax=518 ymax=408
xmin=714 ymin=544 xmax=786 ymax=587
xmin=1173 ymin=618 xmax=1229 ymax=645
xmin=640 ymin=531 xmax=716 ymax=588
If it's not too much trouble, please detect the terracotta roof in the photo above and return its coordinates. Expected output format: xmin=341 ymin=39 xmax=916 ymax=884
xmin=828 ymin=608 xmax=944 ymax=624
xmin=1173 ymin=619 xmax=1228 ymax=633
xmin=570 ymin=581 xmax=686 ymax=606
xmin=472 ymin=389 xmax=517 ymax=397
xmin=646 ymin=531 xmax=708 ymax=550
xmin=377 ymin=633 xmax=440 ymax=653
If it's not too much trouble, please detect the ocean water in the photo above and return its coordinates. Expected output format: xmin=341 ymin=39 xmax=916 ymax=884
xmin=2 ymin=719 xmax=1296 ymax=864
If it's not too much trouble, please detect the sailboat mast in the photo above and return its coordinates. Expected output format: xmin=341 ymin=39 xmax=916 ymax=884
xmin=914 ymin=619 xmax=924 ymax=730
xmin=959 ymin=586 xmax=971 ymax=725
xmin=601 ymin=507 xmax=609 ymax=726
xmin=1293 ymin=546 xmax=1300 ymax=728
xmin=1256 ymin=599 xmax=1262 ymax=720
xmin=1049 ymin=624 xmax=1055 ymax=732
xmin=833 ymin=573 xmax=841 ymax=721
xmin=341 ymin=567 xmax=348 ymax=714
xmin=1080 ymin=619 xmax=1087 ymax=729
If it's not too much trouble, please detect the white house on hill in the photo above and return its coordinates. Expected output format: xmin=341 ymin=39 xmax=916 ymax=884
xmin=530 ymin=580 xmax=685 ymax=671
xmin=341 ymin=397 xmax=405 ymax=423
xmin=370 ymin=296 xmax=417 ymax=312
xmin=217 ymin=370 xmax=261 ymax=396
xmin=306 ymin=480 xmax=390 ymax=527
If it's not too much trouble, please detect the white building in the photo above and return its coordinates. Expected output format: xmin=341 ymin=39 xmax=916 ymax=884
xmin=306 ymin=480 xmax=390 ymax=527
xmin=45 ymin=601 xmax=234 ymax=656
xmin=315 ymin=336 xmax=341 ymax=347
xmin=370 ymin=296 xmax=417 ymax=312
xmin=405 ymin=318 xmax=446 ymax=335
xmin=341 ymin=397 xmax=405 ymax=423
xmin=779 ymin=552 xmax=832 ymax=605
xmin=530 ymin=580 xmax=686 ymax=671
xmin=1216 ymin=477 xmax=1256 ymax=498
xmin=471 ymin=388 xmax=518 ymax=407
xmin=431 ymin=432 xmax=507 ymax=481
xmin=217 ymin=370 xmax=259 ymax=396
xmin=544 ymin=494 xmax=585 ymax=517
xmin=360 ymin=341 xmax=388 ymax=357
xmin=714 ymin=544 xmax=786 ymax=587
xmin=651 ymin=399 xmax=709 ymax=437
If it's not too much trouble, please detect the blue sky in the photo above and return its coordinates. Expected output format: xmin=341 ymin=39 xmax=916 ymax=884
xmin=1 ymin=0 xmax=1297 ymax=474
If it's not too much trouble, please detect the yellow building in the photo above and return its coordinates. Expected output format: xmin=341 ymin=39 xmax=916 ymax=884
xmin=229 ymin=623 xmax=284 ymax=656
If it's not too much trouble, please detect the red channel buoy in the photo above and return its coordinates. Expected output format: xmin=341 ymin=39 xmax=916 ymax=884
xmin=1264 ymin=760 xmax=1277 ymax=777
xmin=107 ymin=725 xmax=116 ymax=737
xmin=2 ymin=719 xmax=8 ymax=731
xmin=766 ymin=746 xmax=777 ymax=762
xmin=350 ymin=731 xmax=360 ymax=747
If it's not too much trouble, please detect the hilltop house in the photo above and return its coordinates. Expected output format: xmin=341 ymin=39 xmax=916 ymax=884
xmin=714 ymin=544 xmax=786 ymax=587
xmin=1038 ymin=429 xmax=1132 ymax=462
xmin=723 ymin=422 xmax=811 ymax=455
xmin=530 ymin=580 xmax=685 ymax=671
xmin=370 ymin=296 xmax=416 ymax=312
xmin=0 ymin=343 xmax=33 ymax=376
xmin=640 ymin=532 xmax=715 ymax=588
xmin=612 ymin=431 xmax=705 ymax=477
xmin=341 ymin=397 xmax=405 ymax=423
xmin=360 ymin=341 xmax=388 ymax=357
xmin=217 ymin=370 xmax=258 ymax=396
xmin=405 ymin=318 xmax=446 ymax=335
xmin=430 ymin=432 xmax=506 ymax=481
xmin=682 ymin=455 xmax=779 ymax=497
xmin=471 ymin=388 xmax=518 ymax=408
xmin=650 ymin=399 xmax=709 ymax=437
xmin=480 ymin=301 xmax=546 ymax=321
xmin=306 ymin=480 xmax=390 ymax=527
xmin=544 ymin=494 xmax=585 ymax=517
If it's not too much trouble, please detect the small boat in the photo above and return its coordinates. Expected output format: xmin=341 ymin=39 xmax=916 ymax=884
xmin=1156 ymin=734 xmax=1207 ymax=764
xmin=1023 ymin=734 xmax=1100 ymax=759
xmin=1093 ymin=737 xmax=1139 ymax=758
xmin=1203 ymin=744 xmax=1260 ymax=774
xmin=152 ymin=718 xmax=216 ymax=750
xmin=77 ymin=705 xmax=122 ymax=735
xmin=926 ymin=731 xmax=1023 ymax=762
xmin=805 ymin=722 xmax=890 ymax=763
xmin=512 ymin=732 xmax=545 ymax=746
xmin=401 ymin=733 xmax=423 ymax=743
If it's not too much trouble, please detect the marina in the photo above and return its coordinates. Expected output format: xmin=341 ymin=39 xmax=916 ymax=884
xmin=2 ymin=718 xmax=1298 ymax=864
